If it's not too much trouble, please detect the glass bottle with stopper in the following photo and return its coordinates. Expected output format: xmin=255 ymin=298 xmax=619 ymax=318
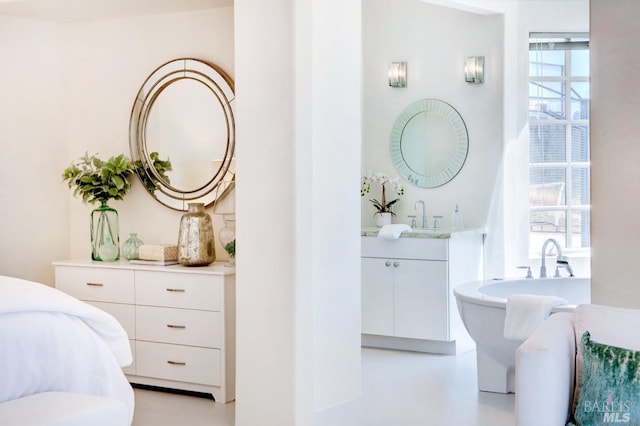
xmin=213 ymin=180 xmax=236 ymax=267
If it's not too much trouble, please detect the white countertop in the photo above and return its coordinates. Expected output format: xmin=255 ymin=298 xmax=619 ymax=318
xmin=361 ymin=226 xmax=487 ymax=239
xmin=52 ymin=259 xmax=235 ymax=275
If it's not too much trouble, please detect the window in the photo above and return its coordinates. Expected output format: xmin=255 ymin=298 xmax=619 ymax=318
xmin=528 ymin=33 xmax=590 ymax=256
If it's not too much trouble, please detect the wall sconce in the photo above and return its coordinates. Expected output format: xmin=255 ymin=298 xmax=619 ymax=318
xmin=388 ymin=62 xmax=407 ymax=88
xmin=465 ymin=56 xmax=484 ymax=84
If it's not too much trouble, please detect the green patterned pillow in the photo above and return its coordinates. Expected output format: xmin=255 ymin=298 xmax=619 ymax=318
xmin=567 ymin=331 xmax=640 ymax=425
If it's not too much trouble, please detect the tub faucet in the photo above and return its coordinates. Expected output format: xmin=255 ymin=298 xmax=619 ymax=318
xmin=540 ymin=238 xmax=561 ymax=278
xmin=415 ymin=200 xmax=427 ymax=228
xmin=557 ymin=257 xmax=575 ymax=277
xmin=540 ymin=238 xmax=573 ymax=278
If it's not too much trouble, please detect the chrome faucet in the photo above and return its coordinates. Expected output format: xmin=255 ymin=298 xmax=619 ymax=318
xmin=415 ymin=200 xmax=427 ymax=228
xmin=540 ymin=238 xmax=573 ymax=278
xmin=540 ymin=239 xmax=561 ymax=278
xmin=557 ymin=257 xmax=575 ymax=277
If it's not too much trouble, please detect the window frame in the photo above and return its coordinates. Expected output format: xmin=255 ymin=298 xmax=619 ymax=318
xmin=528 ymin=33 xmax=590 ymax=255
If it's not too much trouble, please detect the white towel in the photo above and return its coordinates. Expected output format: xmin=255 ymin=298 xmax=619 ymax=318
xmin=503 ymin=294 xmax=568 ymax=341
xmin=377 ymin=224 xmax=412 ymax=239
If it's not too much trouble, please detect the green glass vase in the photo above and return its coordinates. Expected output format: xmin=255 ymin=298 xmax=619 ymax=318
xmin=91 ymin=200 xmax=119 ymax=262
xmin=122 ymin=233 xmax=144 ymax=261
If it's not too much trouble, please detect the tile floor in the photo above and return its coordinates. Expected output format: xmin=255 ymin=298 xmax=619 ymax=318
xmin=132 ymin=347 xmax=514 ymax=426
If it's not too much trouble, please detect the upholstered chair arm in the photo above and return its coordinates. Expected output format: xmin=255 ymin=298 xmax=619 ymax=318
xmin=515 ymin=312 xmax=575 ymax=426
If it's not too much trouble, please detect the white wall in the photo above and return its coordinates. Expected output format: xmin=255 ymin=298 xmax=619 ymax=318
xmin=590 ymin=0 xmax=640 ymax=308
xmin=234 ymin=0 xmax=297 ymax=422
xmin=0 ymin=8 xmax=235 ymax=284
xmin=507 ymin=0 xmax=589 ymax=278
xmin=308 ymin=0 xmax=362 ymax=416
xmin=1 ymin=3 xmax=362 ymax=424
xmin=362 ymin=0 xmax=503 ymax=233
xmin=362 ymin=0 xmax=589 ymax=279
xmin=363 ymin=0 xmax=504 ymax=278
xmin=235 ymin=0 xmax=362 ymax=424
xmin=63 ymin=7 xmax=234 ymax=262
xmin=0 ymin=16 xmax=68 ymax=285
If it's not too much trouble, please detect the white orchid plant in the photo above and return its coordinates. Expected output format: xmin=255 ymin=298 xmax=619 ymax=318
xmin=361 ymin=172 xmax=404 ymax=216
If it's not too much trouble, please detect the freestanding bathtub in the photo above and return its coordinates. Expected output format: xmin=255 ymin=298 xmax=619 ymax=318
xmin=453 ymin=277 xmax=590 ymax=393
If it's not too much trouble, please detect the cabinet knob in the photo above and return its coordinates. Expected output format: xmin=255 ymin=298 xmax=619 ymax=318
xmin=86 ymin=282 xmax=104 ymax=287
xmin=167 ymin=324 xmax=186 ymax=329
xmin=393 ymin=262 xmax=399 ymax=267
xmin=385 ymin=261 xmax=391 ymax=267
xmin=166 ymin=288 xmax=186 ymax=293
xmin=167 ymin=360 xmax=186 ymax=366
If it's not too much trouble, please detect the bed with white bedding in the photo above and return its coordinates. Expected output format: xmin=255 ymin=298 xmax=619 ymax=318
xmin=0 ymin=275 xmax=134 ymax=423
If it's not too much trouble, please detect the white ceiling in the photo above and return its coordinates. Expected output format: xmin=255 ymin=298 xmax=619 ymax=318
xmin=0 ymin=0 xmax=232 ymax=23
xmin=421 ymin=0 xmax=504 ymax=15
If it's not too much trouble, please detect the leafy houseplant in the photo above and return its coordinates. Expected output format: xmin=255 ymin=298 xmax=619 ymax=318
xmin=63 ymin=153 xmax=134 ymax=204
xmin=225 ymin=239 xmax=235 ymax=258
xmin=361 ymin=172 xmax=404 ymax=218
xmin=62 ymin=153 xmax=135 ymax=261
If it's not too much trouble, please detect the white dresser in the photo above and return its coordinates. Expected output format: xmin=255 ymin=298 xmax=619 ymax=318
xmin=53 ymin=259 xmax=235 ymax=403
xmin=361 ymin=228 xmax=484 ymax=355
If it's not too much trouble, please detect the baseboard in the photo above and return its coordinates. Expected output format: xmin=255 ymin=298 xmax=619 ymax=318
xmin=361 ymin=334 xmax=473 ymax=355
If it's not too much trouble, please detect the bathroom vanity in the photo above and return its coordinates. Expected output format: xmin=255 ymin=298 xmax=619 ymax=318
xmin=361 ymin=228 xmax=484 ymax=355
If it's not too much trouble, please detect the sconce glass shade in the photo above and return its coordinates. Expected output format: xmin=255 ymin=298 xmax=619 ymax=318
xmin=465 ymin=56 xmax=484 ymax=83
xmin=388 ymin=62 xmax=407 ymax=87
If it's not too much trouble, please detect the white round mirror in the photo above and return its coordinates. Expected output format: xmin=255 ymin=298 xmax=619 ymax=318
xmin=390 ymin=99 xmax=468 ymax=188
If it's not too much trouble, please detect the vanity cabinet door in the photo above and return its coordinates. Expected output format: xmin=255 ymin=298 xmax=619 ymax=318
xmin=393 ymin=259 xmax=448 ymax=341
xmin=361 ymin=257 xmax=394 ymax=336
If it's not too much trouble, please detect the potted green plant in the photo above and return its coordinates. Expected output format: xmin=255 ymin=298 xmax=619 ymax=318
xmin=361 ymin=172 xmax=404 ymax=226
xmin=62 ymin=153 xmax=135 ymax=261
xmin=224 ymin=239 xmax=235 ymax=266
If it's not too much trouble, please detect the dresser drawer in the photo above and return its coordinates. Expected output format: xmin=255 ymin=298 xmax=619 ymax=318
xmin=123 ymin=340 xmax=136 ymax=375
xmin=136 ymin=341 xmax=220 ymax=386
xmin=89 ymin=301 xmax=135 ymax=339
xmin=55 ymin=266 xmax=134 ymax=304
xmin=135 ymin=271 xmax=222 ymax=311
xmin=136 ymin=306 xmax=221 ymax=348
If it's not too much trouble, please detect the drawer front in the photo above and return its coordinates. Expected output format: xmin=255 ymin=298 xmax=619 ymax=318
xmin=90 ymin=301 xmax=135 ymax=339
xmin=361 ymin=236 xmax=448 ymax=261
xmin=135 ymin=271 xmax=222 ymax=311
xmin=123 ymin=340 xmax=136 ymax=375
xmin=55 ymin=266 xmax=134 ymax=304
xmin=136 ymin=341 xmax=220 ymax=386
xmin=136 ymin=306 xmax=221 ymax=348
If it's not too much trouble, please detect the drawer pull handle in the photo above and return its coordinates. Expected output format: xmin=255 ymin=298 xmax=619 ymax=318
xmin=166 ymin=288 xmax=185 ymax=293
xmin=167 ymin=361 xmax=186 ymax=366
xmin=167 ymin=324 xmax=186 ymax=329
xmin=86 ymin=282 xmax=104 ymax=287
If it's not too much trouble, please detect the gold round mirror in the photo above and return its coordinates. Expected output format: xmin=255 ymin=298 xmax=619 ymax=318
xmin=130 ymin=58 xmax=235 ymax=211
